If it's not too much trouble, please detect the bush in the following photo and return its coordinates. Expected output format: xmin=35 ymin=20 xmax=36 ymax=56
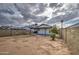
xmin=49 ymin=25 xmax=59 ymax=40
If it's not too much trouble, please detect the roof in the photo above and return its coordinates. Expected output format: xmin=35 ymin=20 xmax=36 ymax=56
xmin=30 ymin=24 xmax=52 ymax=29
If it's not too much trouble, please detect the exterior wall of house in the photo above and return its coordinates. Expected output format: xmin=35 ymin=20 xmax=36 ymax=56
xmin=38 ymin=29 xmax=50 ymax=35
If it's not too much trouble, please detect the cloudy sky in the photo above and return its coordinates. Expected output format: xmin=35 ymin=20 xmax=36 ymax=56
xmin=0 ymin=3 xmax=79 ymax=27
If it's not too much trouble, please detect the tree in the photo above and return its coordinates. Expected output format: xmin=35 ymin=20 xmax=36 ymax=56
xmin=49 ymin=25 xmax=59 ymax=40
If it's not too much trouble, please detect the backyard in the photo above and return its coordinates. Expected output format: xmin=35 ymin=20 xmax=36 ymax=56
xmin=0 ymin=35 xmax=70 ymax=55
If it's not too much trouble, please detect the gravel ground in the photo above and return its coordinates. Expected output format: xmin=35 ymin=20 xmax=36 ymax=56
xmin=0 ymin=35 xmax=70 ymax=55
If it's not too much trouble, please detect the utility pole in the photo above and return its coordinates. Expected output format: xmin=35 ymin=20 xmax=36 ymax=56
xmin=60 ymin=20 xmax=63 ymax=39
xmin=28 ymin=21 xmax=31 ymax=35
xmin=29 ymin=23 xmax=31 ymax=35
xmin=10 ymin=25 xmax=12 ymax=36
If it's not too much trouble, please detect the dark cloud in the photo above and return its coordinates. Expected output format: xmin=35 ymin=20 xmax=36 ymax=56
xmin=0 ymin=3 xmax=24 ymax=25
xmin=0 ymin=9 xmax=14 ymax=14
xmin=0 ymin=3 xmax=79 ymax=26
xmin=0 ymin=3 xmax=15 ymax=14
xmin=14 ymin=3 xmax=47 ymax=19
xmin=0 ymin=14 xmax=17 ymax=25
xmin=49 ymin=3 xmax=63 ymax=8
xmin=0 ymin=3 xmax=48 ymax=26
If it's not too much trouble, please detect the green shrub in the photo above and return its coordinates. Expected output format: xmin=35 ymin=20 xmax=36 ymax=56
xmin=49 ymin=25 xmax=59 ymax=40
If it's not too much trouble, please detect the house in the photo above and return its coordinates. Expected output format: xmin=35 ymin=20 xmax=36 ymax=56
xmin=0 ymin=26 xmax=11 ymax=29
xmin=30 ymin=24 xmax=52 ymax=35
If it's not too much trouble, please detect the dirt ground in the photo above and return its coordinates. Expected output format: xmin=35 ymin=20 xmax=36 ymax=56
xmin=0 ymin=35 xmax=70 ymax=55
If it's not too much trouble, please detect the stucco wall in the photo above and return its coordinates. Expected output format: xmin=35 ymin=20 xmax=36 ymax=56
xmin=63 ymin=27 xmax=79 ymax=54
xmin=0 ymin=29 xmax=29 ymax=37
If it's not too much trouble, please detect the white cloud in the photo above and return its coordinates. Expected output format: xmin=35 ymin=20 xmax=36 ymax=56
xmin=57 ymin=12 xmax=65 ymax=16
xmin=37 ymin=7 xmax=54 ymax=24
xmin=37 ymin=7 xmax=53 ymax=17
